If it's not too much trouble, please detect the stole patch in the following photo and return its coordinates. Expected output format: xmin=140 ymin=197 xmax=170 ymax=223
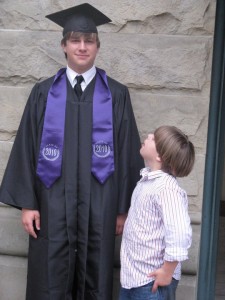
xmin=93 ymin=141 xmax=111 ymax=158
xmin=42 ymin=144 xmax=60 ymax=161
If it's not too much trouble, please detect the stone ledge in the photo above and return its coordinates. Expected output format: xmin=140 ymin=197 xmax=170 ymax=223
xmin=190 ymin=212 xmax=202 ymax=225
xmin=182 ymin=224 xmax=200 ymax=275
xmin=177 ymin=275 xmax=197 ymax=300
xmin=0 ymin=86 xmax=29 ymax=141
xmin=0 ymin=207 xmax=28 ymax=256
xmin=0 ymin=255 xmax=27 ymax=300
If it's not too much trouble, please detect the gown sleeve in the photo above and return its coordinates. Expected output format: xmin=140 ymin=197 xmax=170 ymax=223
xmin=113 ymin=84 xmax=144 ymax=214
xmin=0 ymin=83 xmax=45 ymax=210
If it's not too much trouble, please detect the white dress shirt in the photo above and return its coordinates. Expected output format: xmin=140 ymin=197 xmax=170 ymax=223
xmin=120 ymin=168 xmax=192 ymax=289
xmin=66 ymin=65 xmax=96 ymax=91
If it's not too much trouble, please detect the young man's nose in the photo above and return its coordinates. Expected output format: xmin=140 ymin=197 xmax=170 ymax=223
xmin=79 ymin=40 xmax=87 ymax=50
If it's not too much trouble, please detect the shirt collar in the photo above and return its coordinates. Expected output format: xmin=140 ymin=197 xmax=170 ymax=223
xmin=66 ymin=65 xmax=96 ymax=88
xmin=139 ymin=168 xmax=167 ymax=182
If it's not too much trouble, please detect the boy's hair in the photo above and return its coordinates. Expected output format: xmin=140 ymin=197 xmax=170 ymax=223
xmin=61 ymin=31 xmax=100 ymax=59
xmin=154 ymin=125 xmax=195 ymax=177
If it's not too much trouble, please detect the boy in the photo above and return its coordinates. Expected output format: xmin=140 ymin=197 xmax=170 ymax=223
xmin=119 ymin=125 xmax=195 ymax=300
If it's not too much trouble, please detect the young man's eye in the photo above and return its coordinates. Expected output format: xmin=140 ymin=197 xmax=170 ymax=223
xmin=71 ymin=39 xmax=80 ymax=43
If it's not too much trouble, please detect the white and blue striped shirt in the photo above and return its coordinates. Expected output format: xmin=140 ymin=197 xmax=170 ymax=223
xmin=120 ymin=168 xmax=192 ymax=289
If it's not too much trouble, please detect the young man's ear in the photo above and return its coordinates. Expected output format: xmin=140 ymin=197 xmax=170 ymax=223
xmin=61 ymin=43 xmax=66 ymax=52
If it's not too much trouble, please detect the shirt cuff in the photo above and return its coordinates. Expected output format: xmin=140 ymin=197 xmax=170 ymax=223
xmin=164 ymin=247 xmax=189 ymax=262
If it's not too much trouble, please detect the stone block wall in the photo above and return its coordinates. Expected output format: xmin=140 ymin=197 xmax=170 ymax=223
xmin=0 ymin=1 xmax=216 ymax=299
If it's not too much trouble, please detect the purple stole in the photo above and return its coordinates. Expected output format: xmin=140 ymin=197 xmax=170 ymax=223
xmin=36 ymin=68 xmax=114 ymax=188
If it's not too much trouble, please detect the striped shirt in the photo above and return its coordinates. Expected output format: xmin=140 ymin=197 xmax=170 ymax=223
xmin=120 ymin=168 xmax=192 ymax=289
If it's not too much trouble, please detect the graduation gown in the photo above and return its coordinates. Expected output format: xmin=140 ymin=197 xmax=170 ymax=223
xmin=0 ymin=72 xmax=144 ymax=300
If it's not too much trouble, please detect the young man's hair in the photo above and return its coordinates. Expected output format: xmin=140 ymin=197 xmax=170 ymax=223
xmin=154 ymin=125 xmax=195 ymax=177
xmin=61 ymin=31 xmax=100 ymax=59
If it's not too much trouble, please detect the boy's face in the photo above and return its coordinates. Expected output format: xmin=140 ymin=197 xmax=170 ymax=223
xmin=62 ymin=33 xmax=99 ymax=74
xmin=140 ymin=133 xmax=160 ymax=164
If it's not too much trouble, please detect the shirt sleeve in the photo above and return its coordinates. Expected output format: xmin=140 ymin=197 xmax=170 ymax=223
xmin=113 ymin=85 xmax=144 ymax=214
xmin=157 ymin=185 xmax=192 ymax=262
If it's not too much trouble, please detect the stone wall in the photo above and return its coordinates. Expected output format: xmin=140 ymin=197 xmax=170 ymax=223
xmin=0 ymin=0 xmax=216 ymax=299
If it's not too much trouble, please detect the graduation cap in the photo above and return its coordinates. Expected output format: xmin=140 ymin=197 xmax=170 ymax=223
xmin=46 ymin=3 xmax=111 ymax=36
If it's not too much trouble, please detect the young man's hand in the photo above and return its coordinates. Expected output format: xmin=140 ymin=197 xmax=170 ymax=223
xmin=21 ymin=208 xmax=40 ymax=238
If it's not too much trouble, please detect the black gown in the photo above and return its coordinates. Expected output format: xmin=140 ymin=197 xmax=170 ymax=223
xmin=0 ymin=73 xmax=144 ymax=300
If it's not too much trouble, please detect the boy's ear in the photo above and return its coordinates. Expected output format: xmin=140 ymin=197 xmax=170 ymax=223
xmin=156 ymin=154 xmax=162 ymax=162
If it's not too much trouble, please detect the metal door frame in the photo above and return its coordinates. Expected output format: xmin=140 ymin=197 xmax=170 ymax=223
xmin=197 ymin=1 xmax=225 ymax=299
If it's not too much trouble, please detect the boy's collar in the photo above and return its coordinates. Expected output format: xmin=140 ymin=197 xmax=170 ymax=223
xmin=140 ymin=168 xmax=167 ymax=181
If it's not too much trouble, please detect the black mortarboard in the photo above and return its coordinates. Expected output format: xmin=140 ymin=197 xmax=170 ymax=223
xmin=46 ymin=3 xmax=111 ymax=36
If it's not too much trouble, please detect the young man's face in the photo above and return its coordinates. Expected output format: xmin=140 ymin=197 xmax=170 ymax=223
xmin=140 ymin=133 xmax=160 ymax=164
xmin=62 ymin=33 xmax=99 ymax=74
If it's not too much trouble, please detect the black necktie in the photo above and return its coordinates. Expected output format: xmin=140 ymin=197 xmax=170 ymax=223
xmin=74 ymin=75 xmax=84 ymax=99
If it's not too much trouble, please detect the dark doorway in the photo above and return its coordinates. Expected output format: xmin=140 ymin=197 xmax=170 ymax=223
xmin=215 ymin=176 xmax=225 ymax=299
